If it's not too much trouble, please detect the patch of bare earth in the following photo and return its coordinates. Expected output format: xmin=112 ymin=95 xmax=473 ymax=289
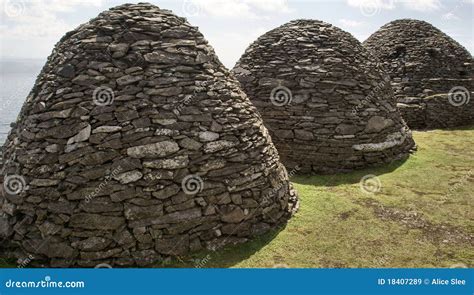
xmin=357 ymin=198 xmax=473 ymax=246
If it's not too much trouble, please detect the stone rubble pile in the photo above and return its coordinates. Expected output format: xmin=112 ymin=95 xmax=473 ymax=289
xmin=364 ymin=19 xmax=474 ymax=129
xmin=233 ymin=20 xmax=415 ymax=174
xmin=0 ymin=3 xmax=298 ymax=267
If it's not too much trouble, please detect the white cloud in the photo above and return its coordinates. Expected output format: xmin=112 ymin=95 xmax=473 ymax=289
xmin=339 ymin=18 xmax=365 ymax=27
xmin=241 ymin=0 xmax=292 ymax=13
xmin=0 ymin=0 xmax=104 ymax=39
xmin=346 ymin=0 xmax=442 ymax=12
xmin=401 ymin=0 xmax=441 ymax=11
xmin=209 ymin=26 xmax=269 ymax=68
xmin=40 ymin=0 xmax=104 ymax=12
xmin=186 ymin=0 xmax=292 ymax=19
xmin=442 ymin=12 xmax=460 ymax=20
xmin=442 ymin=29 xmax=466 ymax=38
xmin=346 ymin=0 xmax=395 ymax=11
xmin=189 ymin=0 xmax=259 ymax=19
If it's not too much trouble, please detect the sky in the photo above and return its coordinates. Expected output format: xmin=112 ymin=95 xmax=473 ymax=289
xmin=0 ymin=0 xmax=472 ymax=68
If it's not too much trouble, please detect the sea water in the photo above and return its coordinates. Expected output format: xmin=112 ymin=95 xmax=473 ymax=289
xmin=0 ymin=59 xmax=44 ymax=145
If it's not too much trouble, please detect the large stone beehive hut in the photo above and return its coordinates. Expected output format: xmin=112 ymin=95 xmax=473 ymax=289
xmin=0 ymin=3 xmax=298 ymax=267
xmin=364 ymin=19 xmax=474 ymax=129
xmin=232 ymin=20 xmax=415 ymax=174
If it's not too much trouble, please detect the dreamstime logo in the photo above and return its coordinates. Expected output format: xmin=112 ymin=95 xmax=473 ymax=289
xmin=3 ymin=0 xmax=25 ymax=18
xmin=182 ymin=0 xmax=202 ymax=17
xmin=448 ymin=86 xmax=470 ymax=107
xmin=95 ymin=263 xmax=113 ymax=269
xmin=441 ymin=1 xmax=466 ymax=21
xmin=351 ymin=76 xmax=392 ymax=115
xmin=181 ymin=174 xmax=204 ymax=195
xmin=372 ymin=256 xmax=388 ymax=267
xmin=84 ymin=165 xmax=122 ymax=203
xmin=193 ymin=254 xmax=211 ymax=268
xmin=272 ymin=263 xmax=289 ymax=268
xmin=5 ymin=275 xmax=85 ymax=288
xmin=358 ymin=0 xmax=393 ymax=17
xmin=262 ymin=165 xmax=300 ymax=205
xmin=3 ymin=174 xmax=27 ymax=195
xmin=93 ymin=86 xmax=115 ymax=106
xmin=17 ymin=254 xmax=34 ymax=268
xmin=444 ymin=169 xmax=472 ymax=198
xmin=174 ymin=94 xmax=194 ymax=115
xmin=270 ymin=86 xmax=292 ymax=107
xmin=449 ymin=263 xmax=468 ymax=268
xmin=359 ymin=174 xmax=382 ymax=194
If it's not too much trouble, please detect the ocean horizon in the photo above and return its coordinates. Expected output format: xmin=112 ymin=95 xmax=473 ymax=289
xmin=0 ymin=58 xmax=45 ymax=146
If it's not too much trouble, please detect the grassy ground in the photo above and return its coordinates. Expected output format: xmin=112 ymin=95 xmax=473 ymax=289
xmin=174 ymin=126 xmax=473 ymax=268
xmin=1 ymin=127 xmax=472 ymax=268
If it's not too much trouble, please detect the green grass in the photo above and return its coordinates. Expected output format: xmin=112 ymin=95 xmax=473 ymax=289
xmin=174 ymin=126 xmax=473 ymax=268
xmin=2 ymin=127 xmax=472 ymax=268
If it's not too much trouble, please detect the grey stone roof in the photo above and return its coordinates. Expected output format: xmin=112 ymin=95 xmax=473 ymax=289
xmin=233 ymin=19 xmax=415 ymax=174
xmin=0 ymin=3 xmax=298 ymax=267
xmin=364 ymin=19 xmax=474 ymax=129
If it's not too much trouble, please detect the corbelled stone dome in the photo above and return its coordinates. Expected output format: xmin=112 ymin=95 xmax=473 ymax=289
xmin=232 ymin=20 xmax=415 ymax=174
xmin=364 ymin=19 xmax=474 ymax=129
xmin=0 ymin=3 xmax=298 ymax=267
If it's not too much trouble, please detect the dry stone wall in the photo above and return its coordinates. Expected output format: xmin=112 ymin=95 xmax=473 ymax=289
xmin=364 ymin=19 xmax=474 ymax=129
xmin=233 ymin=20 xmax=415 ymax=174
xmin=0 ymin=3 xmax=298 ymax=267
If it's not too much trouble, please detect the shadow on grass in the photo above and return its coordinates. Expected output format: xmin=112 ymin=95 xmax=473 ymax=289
xmin=412 ymin=124 xmax=474 ymax=132
xmin=0 ymin=158 xmax=408 ymax=269
xmin=0 ymin=227 xmax=286 ymax=269
xmin=451 ymin=125 xmax=474 ymax=131
xmin=0 ymin=258 xmax=16 ymax=268
xmin=291 ymin=157 xmax=409 ymax=187
xmin=163 ymin=224 xmax=287 ymax=268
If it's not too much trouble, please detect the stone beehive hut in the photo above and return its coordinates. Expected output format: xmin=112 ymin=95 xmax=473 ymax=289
xmin=0 ymin=3 xmax=298 ymax=267
xmin=364 ymin=19 xmax=474 ymax=129
xmin=232 ymin=20 xmax=415 ymax=174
